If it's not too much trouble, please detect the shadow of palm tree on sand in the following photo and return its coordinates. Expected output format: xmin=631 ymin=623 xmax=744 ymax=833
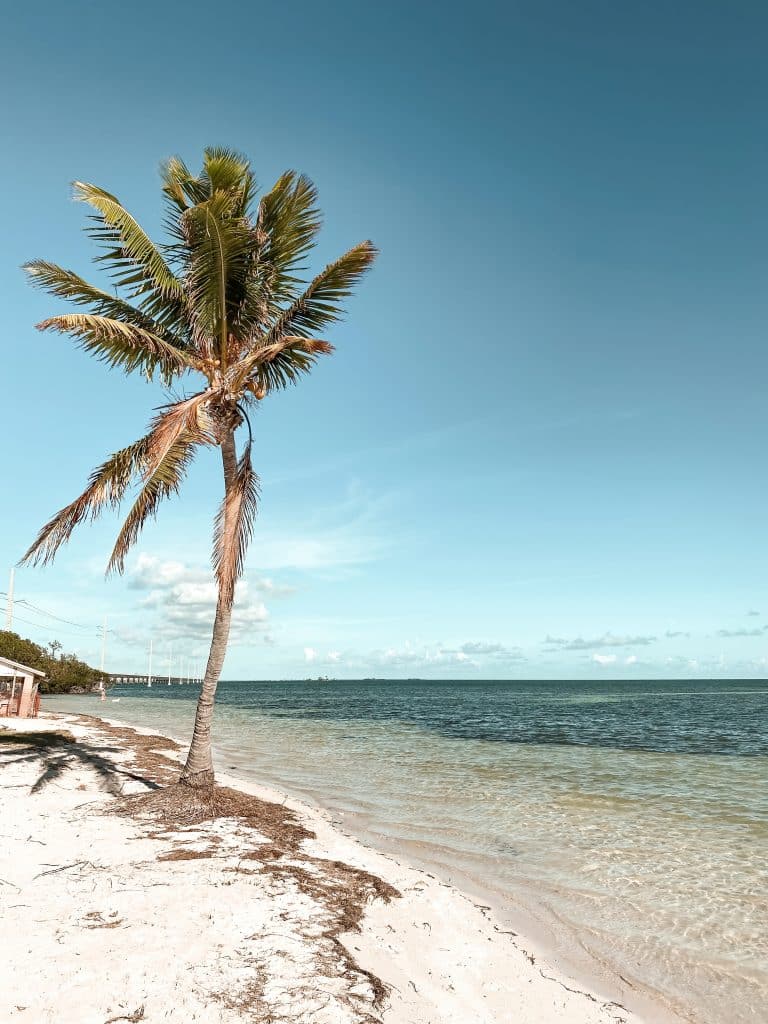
xmin=0 ymin=730 xmax=161 ymax=795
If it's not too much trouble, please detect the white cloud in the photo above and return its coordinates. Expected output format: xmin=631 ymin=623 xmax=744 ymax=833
xmin=592 ymin=653 xmax=617 ymax=666
xmin=302 ymin=647 xmax=343 ymax=669
xmin=128 ymin=554 xmax=276 ymax=645
xmin=625 ymin=655 xmax=638 ymax=665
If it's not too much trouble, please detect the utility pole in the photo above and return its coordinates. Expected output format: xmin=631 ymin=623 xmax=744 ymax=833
xmin=5 ymin=567 xmax=15 ymax=630
xmin=99 ymin=616 xmax=107 ymax=695
xmin=147 ymin=638 xmax=153 ymax=687
xmin=100 ymin=617 xmax=107 ymax=673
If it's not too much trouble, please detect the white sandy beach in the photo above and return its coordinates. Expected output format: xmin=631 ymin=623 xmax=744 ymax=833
xmin=0 ymin=713 xmax=647 ymax=1024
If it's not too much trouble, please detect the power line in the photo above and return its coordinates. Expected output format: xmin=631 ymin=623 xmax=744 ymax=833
xmin=16 ymin=599 xmax=97 ymax=632
xmin=0 ymin=606 xmax=102 ymax=639
xmin=1 ymin=600 xmax=98 ymax=636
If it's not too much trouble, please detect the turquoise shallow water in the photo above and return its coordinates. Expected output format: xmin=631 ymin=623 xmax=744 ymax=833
xmin=50 ymin=678 xmax=768 ymax=1024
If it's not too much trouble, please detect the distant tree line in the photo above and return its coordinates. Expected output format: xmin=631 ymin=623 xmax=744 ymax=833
xmin=0 ymin=630 xmax=101 ymax=693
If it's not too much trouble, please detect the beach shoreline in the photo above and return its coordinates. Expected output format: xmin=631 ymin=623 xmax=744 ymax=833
xmin=76 ymin=699 xmax=691 ymax=1024
xmin=0 ymin=709 xmax=681 ymax=1024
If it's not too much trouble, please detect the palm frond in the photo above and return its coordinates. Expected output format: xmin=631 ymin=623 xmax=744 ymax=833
xmin=182 ymin=193 xmax=253 ymax=362
xmin=202 ymin=147 xmax=254 ymax=207
xmin=37 ymin=313 xmax=198 ymax=379
xmin=263 ymin=240 xmax=377 ymax=343
xmin=106 ymin=434 xmax=200 ymax=576
xmin=24 ymin=260 xmax=184 ymax=341
xmin=106 ymin=394 xmax=213 ymax=575
xmin=162 ymin=149 xmax=255 ymax=216
xmin=160 ymin=156 xmax=195 ymax=211
xmin=231 ymin=337 xmax=333 ymax=394
xmin=19 ymin=437 xmax=151 ymax=567
xmin=212 ymin=444 xmax=259 ymax=607
xmin=73 ymin=181 xmax=184 ymax=300
xmin=227 ymin=241 xmax=375 ymax=388
xmin=255 ymin=172 xmax=322 ymax=305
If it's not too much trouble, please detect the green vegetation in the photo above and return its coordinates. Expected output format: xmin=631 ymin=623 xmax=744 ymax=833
xmin=0 ymin=630 xmax=101 ymax=693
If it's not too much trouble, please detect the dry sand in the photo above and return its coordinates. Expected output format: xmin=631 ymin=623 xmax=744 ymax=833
xmin=0 ymin=713 xmax=646 ymax=1023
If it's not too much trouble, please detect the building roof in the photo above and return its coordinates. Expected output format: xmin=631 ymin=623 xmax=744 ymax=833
xmin=0 ymin=655 xmax=46 ymax=678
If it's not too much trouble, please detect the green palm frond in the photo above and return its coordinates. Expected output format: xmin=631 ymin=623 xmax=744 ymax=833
xmin=182 ymin=193 xmax=253 ymax=363
xmin=36 ymin=313 xmax=198 ymax=379
xmin=162 ymin=149 xmax=255 ymax=217
xmin=161 ymin=155 xmax=197 ymax=211
xmin=255 ymin=172 xmax=322 ymax=305
xmin=202 ymin=147 xmax=255 ymax=211
xmin=20 ymin=437 xmax=152 ymax=567
xmin=230 ymin=241 xmax=375 ymax=388
xmin=212 ymin=445 xmax=259 ymax=607
xmin=24 ymin=260 xmax=182 ymax=340
xmin=74 ymin=181 xmax=184 ymax=300
xmin=265 ymin=240 xmax=377 ymax=340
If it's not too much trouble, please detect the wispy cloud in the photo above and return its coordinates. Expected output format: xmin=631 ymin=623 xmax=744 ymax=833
xmin=249 ymin=482 xmax=389 ymax=574
xmin=545 ymin=632 xmax=656 ymax=651
xmin=249 ymin=533 xmax=382 ymax=572
xmin=300 ymin=639 xmax=527 ymax=675
xmin=716 ymin=627 xmax=766 ymax=638
xmin=441 ymin=641 xmax=525 ymax=661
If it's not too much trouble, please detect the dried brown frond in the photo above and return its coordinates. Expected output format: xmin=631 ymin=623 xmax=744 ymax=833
xmin=36 ymin=314 xmax=196 ymax=379
xmin=119 ymin=781 xmax=314 ymax=852
xmin=20 ymin=437 xmax=151 ymax=566
xmin=106 ymin=393 xmax=214 ymax=575
xmin=283 ymin=336 xmax=334 ymax=355
xmin=212 ymin=445 xmax=259 ymax=607
xmin=157 ymin=849 xmax=213 ymax=862
xmin=56 ymin=716 xmax=397 ymax=1022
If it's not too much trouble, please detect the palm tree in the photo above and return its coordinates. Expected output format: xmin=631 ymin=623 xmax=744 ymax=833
xmin=21 ymin=148 xmax=376 ymax=786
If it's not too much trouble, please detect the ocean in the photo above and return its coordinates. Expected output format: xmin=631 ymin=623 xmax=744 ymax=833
xmin=49 ymin=678 xmax=768 ymax=1024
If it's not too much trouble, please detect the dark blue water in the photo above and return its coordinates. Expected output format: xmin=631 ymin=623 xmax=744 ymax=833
xmin=110 ymin=677 xmax=768 ymax=756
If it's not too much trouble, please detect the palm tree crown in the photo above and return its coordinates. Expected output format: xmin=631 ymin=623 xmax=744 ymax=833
xmin=21 ymin=148 xmax=377 ymax=609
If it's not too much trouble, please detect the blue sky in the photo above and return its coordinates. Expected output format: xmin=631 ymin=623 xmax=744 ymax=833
xmin=2 ymin=1 xmax=767 ymax=679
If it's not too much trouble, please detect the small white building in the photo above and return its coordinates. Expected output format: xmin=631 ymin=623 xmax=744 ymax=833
xmin=0 ymin=656 xmax=44 ymax=718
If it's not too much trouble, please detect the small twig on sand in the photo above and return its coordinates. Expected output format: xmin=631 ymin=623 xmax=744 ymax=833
xmin=104 ymin=1007 xmax=145 ymax=1023
xmin=34 ymin=860 xmax=91 ymax=879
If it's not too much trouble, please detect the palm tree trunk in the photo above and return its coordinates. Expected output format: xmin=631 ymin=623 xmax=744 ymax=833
xmin=179 ymin=431 xmax=237 ymax=787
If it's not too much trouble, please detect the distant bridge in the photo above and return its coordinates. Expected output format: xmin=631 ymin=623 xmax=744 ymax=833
xmin=108 ymin=674 xmax=199 ymax=686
